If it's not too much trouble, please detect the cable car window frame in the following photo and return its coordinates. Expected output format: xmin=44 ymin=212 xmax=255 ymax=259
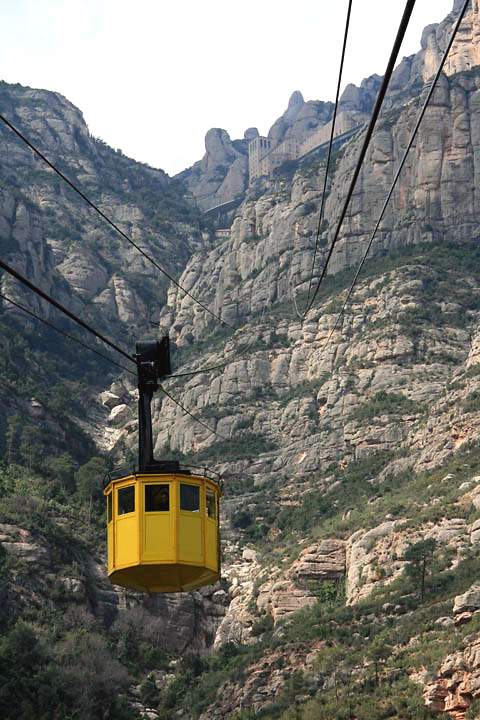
xmin=107 ymin=492 xmax=112 ymax=523
xmin=145 ymin=484 xmax=170 ymax=512
xmin=117 ymin=485 xmax=135 ymax=515
xmin=180 ymin=483 xmax=200 ymax=512
xmin=206 ymin=489 xmax=216 ymax=519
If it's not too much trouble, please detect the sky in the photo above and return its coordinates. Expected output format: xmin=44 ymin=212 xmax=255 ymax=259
xmin=0 ymin=0 xmax=454 ymax=175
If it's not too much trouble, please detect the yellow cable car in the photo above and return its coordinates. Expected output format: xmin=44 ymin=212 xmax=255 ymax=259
xmin=104 ymin=339 xmax=222 ymax=593
xmin=104 ymin=466 xmax=221 ymax=593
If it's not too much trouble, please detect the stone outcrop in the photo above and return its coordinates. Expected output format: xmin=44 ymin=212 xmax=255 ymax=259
xmin=199 ymin=640 xmax=324 ymax=720
xmin=257 ymin=579 xmax=317 ymax=623
xmin=424 ymin=633 xmax=480 ymax=719
xmin=288 ymin=539 xmax=345 ymax=583
xmin=268 ymin=90 xmax=334 ymax=147
xmin=213 ymin=542 xmax=263 ymax=646
xmin=454 ymin=584 xmax=480 ymax=614
xmin=346 ymin=517 xmax=472 ymax=605
xmin=176 ymin=128 xmax=249 ymax=211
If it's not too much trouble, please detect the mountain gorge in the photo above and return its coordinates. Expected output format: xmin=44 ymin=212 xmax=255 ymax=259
xmin=2 ymin=2 xmax=480 ymax=719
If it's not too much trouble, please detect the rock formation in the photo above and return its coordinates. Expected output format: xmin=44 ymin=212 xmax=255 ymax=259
xmin=3 ymin=2 xmax=480 ymax=718
xmin=176 ymin=128 xmax=249 ymax=211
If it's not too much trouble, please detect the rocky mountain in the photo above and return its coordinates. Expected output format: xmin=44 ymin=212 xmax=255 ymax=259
xmin=176 ymin=127 xmax=251 ymax=212
xmin=176 ymin=79 xmax=379 ymax=213
xmin=0 ymin=81 xmax=204 ymax=335
xmin=2 ymin=1 xmax=480 ymax=719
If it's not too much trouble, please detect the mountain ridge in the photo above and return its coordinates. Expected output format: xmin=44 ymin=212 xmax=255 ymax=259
xmin=2 ymin=1 xmax=480 ymax=718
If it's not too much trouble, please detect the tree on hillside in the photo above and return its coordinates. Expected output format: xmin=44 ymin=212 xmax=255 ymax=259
xmin=404 ymin=538 xmax=437 ymax=601
xmin=75 ymin=457 xmax=108 ymax=523
xmin=4 ymin=413 xmax=21 ymax=464
xmin=46 ymin=452 xmax=76 ymax=494
xmin=367 ymin=637 xmax=392 ymax=687
xmin=315 ymin=645 xmax=355 ymax=708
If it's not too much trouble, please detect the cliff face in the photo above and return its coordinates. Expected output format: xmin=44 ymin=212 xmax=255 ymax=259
xmin=161 ymin=72 xmax=480 ymax=351
xmin=176 ymin=0 xmax=480 ymax=219
xmin=0 ymin=81 xmax=203 ymax=336
xmin=176 ymin=128 xmax=250 ymax=211
xmin=3 ymin=1 xmax=480 ymax=718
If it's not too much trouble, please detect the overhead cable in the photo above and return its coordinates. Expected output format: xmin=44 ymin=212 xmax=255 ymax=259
xmin=0 ymin=291 xmax=135 ymax=375
xmin=319 ymin=0 xmax=471 ymax=353
xmin=166 ymin=261 xmax=273 ymax=380
xmin=0 ymin=287 xmax=221 ymax=438
xmin=0 ymin=256 xmax=135 ymax=363
xmin=0 ymin=112 xmax=234 ymax=330
xmin=304 ymin=0 xmax=417 ymax=316
xmin=296 ymin=0 xmax=353 ymax=321
xmin=159 ymin=383 xmax=225 ymax=440
xmin=0 ymin=282 xmax=225 ymax=437
xmin=0 ymin=282 xmax=224 ymax=438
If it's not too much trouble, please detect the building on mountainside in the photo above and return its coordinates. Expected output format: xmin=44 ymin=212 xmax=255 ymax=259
xmin=248 ymin=135 xmax=298 ymax=182
xmin=248 ymin=135 xmax=272 ymax=181
xmin=248 ymin=110 xmax=365 ymax=184
xmin=300 ymin=110 xmax=366 ymax=156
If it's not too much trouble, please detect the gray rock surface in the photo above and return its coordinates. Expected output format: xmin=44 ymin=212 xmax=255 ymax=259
xmin=454 ymin=585 xmax=480 ymax=614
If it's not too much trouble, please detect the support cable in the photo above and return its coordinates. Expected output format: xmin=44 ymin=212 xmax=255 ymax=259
xmin=0 ymin=256 xmax=135 ymax=364
xmin=167 ymin=309 xmax=269 ymax=379
xmin=0 ymin=112 xmax=235 ymax=331
xmin=0 ymin=291 xmax=135 ymax=376
xmin=295 ymin=0 xmax=353 ymax=321
xmin=304 ymin=0 xmax=417 ymax=316
xmin=0 ymin=286 xmax=223 ymax=438
xmin=318 ymin=0 xmax=470 ymax=355
xmin=159 ymin=383 xmax=225 ymax=440
xmin=166 ymin=261 xmax=273 ymax=379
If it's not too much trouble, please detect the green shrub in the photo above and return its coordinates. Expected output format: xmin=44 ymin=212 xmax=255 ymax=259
xmin=194 ymin=433 xmax=277 ymax=462
xmin=251 ymin=614 xmax=274 ymax=637
xmin=351 ymin=390 xmax=425 ymax=422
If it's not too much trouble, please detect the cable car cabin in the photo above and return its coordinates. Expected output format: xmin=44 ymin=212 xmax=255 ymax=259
xmin=104 ymin=338 xmax=222 ymax=593
xmin=104 ymin=466 xmax=221 ymax=593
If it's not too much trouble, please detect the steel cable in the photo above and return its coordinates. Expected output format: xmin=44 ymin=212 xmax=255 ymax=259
xmin=295 ymin=0 xmax=353 ymax=321
xmin=0 ymin=291 xmax=135 ymax=375
xmin=304 ymin=0 xmax=418 ymax=316
xmin=0 ymin=256 xmax=135 ymax=363
xmin=0 ymin=112 xmax=235 ymax=330
xmin=318 ymin=0 xmax=471 ymax=357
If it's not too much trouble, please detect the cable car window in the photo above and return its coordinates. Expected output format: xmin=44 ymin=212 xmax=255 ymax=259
xmin=118 ymin=486 xmax=135 ymax=515
xmin=206 ymin=490 xmax=216 ymax=519
xmin=145 ymin=484 xmax=169 ymax=512
xmin=107 ymin=493 xmax=112 ymax=523
xmin=180 ymin=484 xmax=200 ymax=512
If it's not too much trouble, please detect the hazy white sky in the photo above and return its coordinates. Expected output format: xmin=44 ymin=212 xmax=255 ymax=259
xmin=1 ymin=0 xmax=454 ymax=175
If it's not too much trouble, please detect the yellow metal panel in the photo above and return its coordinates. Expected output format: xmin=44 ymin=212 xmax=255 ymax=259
xmin=140 ymin=479 xmax=175 ymax=562
xmin=173 ymin=478 xmax=178 ymax=564
xmin=178 ymin=513 xmax=204 ymax=564
xmin=107 ymin=521 xmax=114 ymax=571
xmin=205 ymin=518 xmax=218 ymax=571
xmin=114 ymin=482 xmax=139 ymax=568
xmin=143 ymin=514 xmax=174 ymax=561
xmin=115 ymin=515 xmax=138 ymax=567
